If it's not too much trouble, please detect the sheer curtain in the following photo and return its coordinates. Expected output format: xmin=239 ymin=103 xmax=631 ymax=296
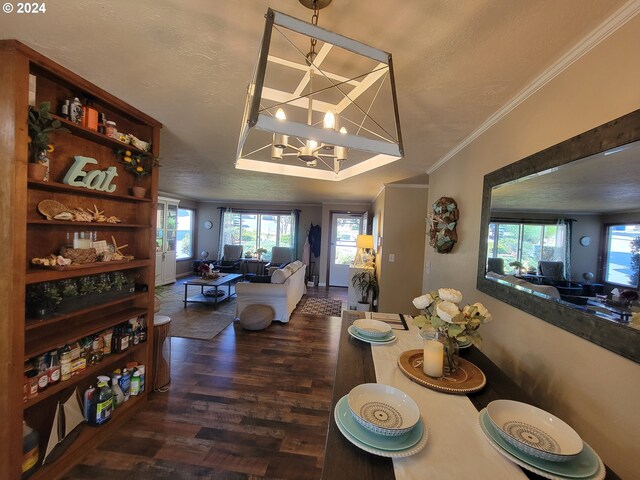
xmin=549 ymin=219 xmax=572 ymax=279
xmin=218 ymin=207 xmax=234 ymax=260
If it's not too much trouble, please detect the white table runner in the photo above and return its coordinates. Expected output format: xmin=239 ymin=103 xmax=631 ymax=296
xmin=368 ymin=320 xmax=527 ymax=480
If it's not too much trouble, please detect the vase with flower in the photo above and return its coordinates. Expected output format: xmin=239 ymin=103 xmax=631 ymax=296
xmin=27 ymin=101 xmax=69 ymax=181
xmin=117 ymin=149 xmax=158 ymax=197
xmin=412 ymin=288 xmax=492 ymax=375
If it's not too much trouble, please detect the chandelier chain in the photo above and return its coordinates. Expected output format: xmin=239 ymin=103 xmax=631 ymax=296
xmin=307 ymin=0 xmax=319 ymax=64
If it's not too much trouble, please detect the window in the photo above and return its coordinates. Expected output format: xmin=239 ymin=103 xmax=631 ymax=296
xmin=487 ymin=221 xmax=568 ymax=273
xmin=604 ymin=224 xmax=640 ymax=287
xmin=220 ymin=211 xmax=295 ymax=260
xmin=176 ymin=208 xmax=194 ymax=260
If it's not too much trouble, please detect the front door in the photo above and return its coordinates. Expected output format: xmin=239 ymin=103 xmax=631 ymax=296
xmin=329 ymin=213 xmax=364 ymax=286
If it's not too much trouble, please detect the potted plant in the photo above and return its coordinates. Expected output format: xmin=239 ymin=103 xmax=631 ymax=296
xmin=27 ymin=101 xmax=69 ymax=180
xmin=116 ymin=149 xmax=159 ymax=197
xmin=256 ymin=247 xmax=267 ymax=260
xmin=351 ymin=270 xmax=378 ymax=311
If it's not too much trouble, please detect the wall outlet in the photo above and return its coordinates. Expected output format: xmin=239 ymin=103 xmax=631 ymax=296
xmin=389 ymin=253 xmax=395 ymax=262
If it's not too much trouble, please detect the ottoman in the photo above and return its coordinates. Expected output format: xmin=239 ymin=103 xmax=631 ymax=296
xmin=239 ymin=304 xmax=274 ymax=331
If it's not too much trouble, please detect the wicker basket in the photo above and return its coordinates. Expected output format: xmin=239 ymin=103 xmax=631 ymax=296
xmin=60 ymin=247 xmax=97 ymax=264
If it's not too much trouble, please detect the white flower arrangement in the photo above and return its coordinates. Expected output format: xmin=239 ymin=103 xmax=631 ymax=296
xmin=413 ymin=288 xmax=492 ymax=347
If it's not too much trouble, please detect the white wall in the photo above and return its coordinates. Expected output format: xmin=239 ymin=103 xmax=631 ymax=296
xmin=426 ymin=15 xmax=640 ymax=478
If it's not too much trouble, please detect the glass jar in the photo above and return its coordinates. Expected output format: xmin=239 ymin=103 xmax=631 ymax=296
xmin=420 ymin=329 xmax=459 ymax=377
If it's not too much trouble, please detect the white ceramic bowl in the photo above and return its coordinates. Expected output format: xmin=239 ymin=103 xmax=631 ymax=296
xmin=486 ymin=400 xmax=583 ymax=462
xmin=352 ymin=319 xmax=392 ymax=339
xmin=348 ymin=383 xmax=420 ymax=437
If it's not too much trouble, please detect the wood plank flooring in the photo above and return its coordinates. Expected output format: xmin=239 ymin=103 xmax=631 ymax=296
xmin=62 ymin=286 xmax=347 ymax=480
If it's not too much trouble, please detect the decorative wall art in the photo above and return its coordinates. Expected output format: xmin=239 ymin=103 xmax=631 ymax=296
xmin=428 ymin=197 xmax=459 ymax=254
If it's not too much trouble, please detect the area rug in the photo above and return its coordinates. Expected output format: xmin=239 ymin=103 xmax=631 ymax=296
xmin=299 ymin=297 xmax=344 ymax=317
xmin=155 ymin=279 xmax=236 ymax=340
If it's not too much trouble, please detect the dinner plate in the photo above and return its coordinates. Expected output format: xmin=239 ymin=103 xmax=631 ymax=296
xmin=486 ymin=400 xmax=583 ymax=462
xmin=478 ymin=409 xmax=603 ymax=479
xmin=353 ymin=318 xmax=392 ymax=338
xmin=347 ymin=383 xmax=420 ymax=436
xmin=334 ymin=396 xmax=428 ymax=457
xmin=348 ymin=325 xmax=396 ymax=344
xmin=335 ymin=395 xmax=423 ymax=451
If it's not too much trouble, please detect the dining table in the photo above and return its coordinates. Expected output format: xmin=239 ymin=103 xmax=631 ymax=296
xmin=321 ymin=311 xmax=620 ymax=480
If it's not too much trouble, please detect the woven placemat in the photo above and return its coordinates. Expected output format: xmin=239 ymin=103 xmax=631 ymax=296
xmin=398 ymin=349 xmax=486 ymax=394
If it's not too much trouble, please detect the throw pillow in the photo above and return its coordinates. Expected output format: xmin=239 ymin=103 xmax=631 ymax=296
xmin=248 ymin=275 xmax=271 ymax=283
xmin=238 ymin=304 xmax=274 ymax=331
xmin=271 ymin=268 xmax=290 ymax=284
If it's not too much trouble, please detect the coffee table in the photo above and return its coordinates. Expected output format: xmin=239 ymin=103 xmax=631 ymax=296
xmin=183 ymin=274 xmax=243 ymax=309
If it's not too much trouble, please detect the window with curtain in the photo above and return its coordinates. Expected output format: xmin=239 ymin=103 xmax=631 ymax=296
xmin=219 ymin=210 xmax=296 ymax=260
xmin=487 ymin=221 xmax=569 ymax=273
xmin=604 ymin=223 xmax=640 ymax=287
xmin=176 ymin=208 xmax=194 ymax=260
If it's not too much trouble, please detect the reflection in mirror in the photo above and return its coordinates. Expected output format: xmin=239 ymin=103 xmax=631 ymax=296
xmin=477 ymin=109 xmax=640 ymax=363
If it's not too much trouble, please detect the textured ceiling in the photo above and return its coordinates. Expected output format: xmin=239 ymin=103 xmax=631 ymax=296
xmin=0 ymin=0 xmax=628 ymax=203
xmin=491 ymin=140 xmax=640 ymax=214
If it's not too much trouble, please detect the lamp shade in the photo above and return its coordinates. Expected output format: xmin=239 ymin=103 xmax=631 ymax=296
xmin=356 ymin=234 xmax=374 ymax=249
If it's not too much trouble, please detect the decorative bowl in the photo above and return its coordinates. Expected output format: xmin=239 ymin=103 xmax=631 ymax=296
xmin=486 ymin=400 xmax=583 ymax=462
xmin=352 ymin=319 xmax=392 ymax=339
xmin=347 ymin=383 xmax=420 ymax=437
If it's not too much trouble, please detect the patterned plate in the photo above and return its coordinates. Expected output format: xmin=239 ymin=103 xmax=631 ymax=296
xmin=348 ymin=325 xmax=396 ymax=344
xmin=334 ymin=396 xmax=428 ymax=458
xmin=335 ymin=395 xmax=423 ymax=451
xmin=478 ymin=409 xmax=603 ymax=479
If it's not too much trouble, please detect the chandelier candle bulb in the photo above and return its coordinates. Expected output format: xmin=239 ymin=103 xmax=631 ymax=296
xmin=422 ymin=337 xmax=444 ymax=378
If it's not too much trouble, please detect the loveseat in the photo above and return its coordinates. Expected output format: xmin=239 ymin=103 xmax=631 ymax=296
xmin=235 ymin=260 xmax=307 ymax=322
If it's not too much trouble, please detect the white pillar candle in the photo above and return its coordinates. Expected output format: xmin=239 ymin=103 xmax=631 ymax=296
xmin=423 ymin=339 xmax=444 ymax=377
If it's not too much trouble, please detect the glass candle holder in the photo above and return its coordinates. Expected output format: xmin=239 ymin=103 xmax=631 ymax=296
xmin=420 ymin=329 xmax=444 ymax=378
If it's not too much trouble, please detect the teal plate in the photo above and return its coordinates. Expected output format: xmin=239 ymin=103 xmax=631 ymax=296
xmin=335 ymin=395 xmax=423 ymax=451
xmin=479 ymin=409 xmax=600 ymax=478
xmin=348 ymin=325 xmax=396 ymax=344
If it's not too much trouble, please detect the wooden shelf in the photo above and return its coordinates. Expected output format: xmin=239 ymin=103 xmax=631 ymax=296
xmin=27 ymin=393 xmax=147 ymax=480
xmin=25 ymin=307 xmax=147 ymax=359
xmin=26 ymin=259 xmax=151 ymax=284
xmin=28 ymin=179 xmax=152 ymax=202
xmin=26 ymin=292 xmax=146 ymax=331
xmin=0 ymin=41 xmax=160 ymax=480
xmin=51 ymin=113 xmax=148 ymax=154
xmin=27 ymin=219 xmax=151 ymax=228
xmin=24 ymin=342 xmax=146 ymax=409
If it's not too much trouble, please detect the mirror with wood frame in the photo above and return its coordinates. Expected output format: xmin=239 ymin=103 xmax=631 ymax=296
xmin=476 ymin=109 xmax=640 ymax=363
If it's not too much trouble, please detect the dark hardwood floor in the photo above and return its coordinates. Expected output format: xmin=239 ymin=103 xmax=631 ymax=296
xmin=62 ymin=285 xmax=348 ymax=480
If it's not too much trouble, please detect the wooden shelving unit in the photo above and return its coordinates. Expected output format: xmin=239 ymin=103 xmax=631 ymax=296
xmin=0 ymin=40 xmax=162 ymax=479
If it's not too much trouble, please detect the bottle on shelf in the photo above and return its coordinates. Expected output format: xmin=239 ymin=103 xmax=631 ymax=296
xmin=69 ymin=97 xmax=83 ymax=124
xmin=87 ymin=378 xmax=113 ymax=426
xmin=110 ymin=374 xmax=124 ymax=409
xmin=118 ymin=368 xmax=131 ymax=402
xmin=36 ymin=355 xmax=48 ymax=392
xmin=47 ymin=350 xmax=61 ymax=385
xmin=60 ymin=99 xmax=70 ymax=120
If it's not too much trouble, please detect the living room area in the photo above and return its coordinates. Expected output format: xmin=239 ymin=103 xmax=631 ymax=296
xmin=2 ymin=2 xmax=640 ymax=479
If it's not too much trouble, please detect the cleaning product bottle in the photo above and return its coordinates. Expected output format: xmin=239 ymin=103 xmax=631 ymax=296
xmin=130 ymin=371 xmax=141 ymax=397
xmin=137 ymin=364 xmax=145 ymax=393
xmin=88 ymin=378 xmax=113 ymax=426
xmin=119 ymin=368 xmax=131 ymax=402
xmin=22 ymin=420 xmax=39 ymax=478
xmin=83 ymin=384 xmax=96 ymax=420
xmin=110 ymin=373 xmax=124 ymax=409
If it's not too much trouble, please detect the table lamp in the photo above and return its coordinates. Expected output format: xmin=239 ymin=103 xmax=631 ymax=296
xmin=354 ymin=234 xmax=374 ymax=266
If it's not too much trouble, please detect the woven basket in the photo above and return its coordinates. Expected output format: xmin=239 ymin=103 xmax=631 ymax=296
xmin=60 ymin=247 xmax=97 ymax=264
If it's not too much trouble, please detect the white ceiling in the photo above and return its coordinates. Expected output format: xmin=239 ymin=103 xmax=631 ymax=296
xmin=0 ymin=0 xmax=629 ymax=203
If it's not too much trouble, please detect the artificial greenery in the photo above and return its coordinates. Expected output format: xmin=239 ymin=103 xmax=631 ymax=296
xmin=351 ymin=270 xmax=378 ymax=305
xmin=116 ymin=148 xmax=159 ymax=179
xmin=27 ymin=101 xmax=69 ymax=155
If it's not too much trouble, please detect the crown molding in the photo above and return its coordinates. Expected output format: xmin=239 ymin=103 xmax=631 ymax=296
xmin=427 ymin=0 xmax=640 ymax=175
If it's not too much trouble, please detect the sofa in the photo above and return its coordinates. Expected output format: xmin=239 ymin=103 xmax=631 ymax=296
xmin=235 ymin=260 xmax=307 ymax=322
